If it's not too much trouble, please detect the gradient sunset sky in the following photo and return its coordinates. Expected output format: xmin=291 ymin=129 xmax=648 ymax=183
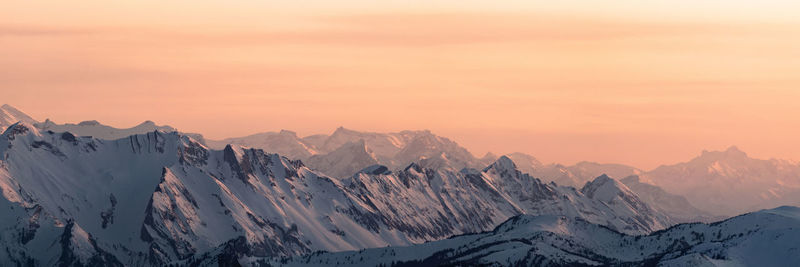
xmin=3 ymin=1 xmax=800 ymax=169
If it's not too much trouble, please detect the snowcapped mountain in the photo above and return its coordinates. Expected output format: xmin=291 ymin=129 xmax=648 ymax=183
xmin=273 ymin=206 xmax=800 ymax=267
xmin=6 ymin=104 xmax=788 ymax=265
xmin=508 ymin=146 xmax=800 ymax=218
xmin=496 ymin=154 xmax=717 ymax=222
xmin=306 ymin=127 xmax=408 ymax=158
xmin=640 ymin=146 xmax=800 ymax=216
xmin=185 ymin=158 xmax=672 ymax=265
xmin=479 ymin=158 xmax=671 ymax=234
xmin=530 ymin=161 xmax=643 ymax=188
xmin=500 ymin=151 xmax=642 ymax=188
xmin=0 ymin=104 xmax=203 ymax=144
xmin=389 ymin=130 xmax=478 ymax=170
xmin=210 ymin=127 xmax=483 ymax=178
xmin=0 ymin=125 xmax=671 ymax=265
xmin=0 ymin=104 xmax=37 ymax=132
xmin=307 ymin=128 xmax=482 ymax=171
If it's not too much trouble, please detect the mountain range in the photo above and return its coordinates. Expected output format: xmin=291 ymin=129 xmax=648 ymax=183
xmin=208 ymin=126 xmax=800 ymax=218
xmin=640 ymin=146 xmax=800 ymax=216
xmin=0 ymin=122 xmax=669 ymax=265
xmin=207 ymin=127 xmax=481 ymax=178
xmin=5 ymin=104 xmax=800 ymax=217
xmin=1 ymin=104 xmax=799 ymax=266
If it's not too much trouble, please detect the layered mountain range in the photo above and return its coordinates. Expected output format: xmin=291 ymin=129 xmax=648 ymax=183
xmin=207 ymin=127 xmax=481 ymax=178
xmin=7 ymin=104 xmax=795 ymax=219
xmin=1 ymin=104 xmax=798 ymax=266
xmin=211 ymin=127 xmax=800 ymax=218
xmin=505 ymin=148 xmax=800 ymax=217
xmin=0 ymin=122 xmax=669 ymax=265
xmin=4 ymin=104 xmax=799 ymax=218
xmin=640 ymin=147 xmax=800 ymax=216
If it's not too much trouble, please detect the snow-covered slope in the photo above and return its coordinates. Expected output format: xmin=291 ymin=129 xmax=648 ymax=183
xmin=273 ymin=206 xmax=800 ymax=267
xmin=480 ymin=158 xmax=671 ymax=234
xmin=0 ymin=127 xmax=672 ymax=266
xmin=580 ymin=174 xmax=667 ymax=226
xmin=0 ymin=104 xmax=37 ymax=132
xmin=184 ymin=158 xmax=672 ymax=265
xmin=640 ymin=146 xmax=800 ymax=216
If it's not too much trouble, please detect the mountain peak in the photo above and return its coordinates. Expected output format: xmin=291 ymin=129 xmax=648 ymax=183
xmin=483 ymin=155 xmax=517 ymax=174
xmin=496 ymin=155 xmax=516 ymax=167
xmin=581 ymin=174 xmax=628 ymax=199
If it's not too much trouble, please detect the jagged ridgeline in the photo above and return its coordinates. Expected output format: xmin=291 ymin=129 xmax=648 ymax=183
xmin=0 ymin=122 xmax=670 ymax=265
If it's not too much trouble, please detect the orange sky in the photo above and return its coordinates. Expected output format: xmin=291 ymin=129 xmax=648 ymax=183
xmin=3 ymin=1 xmax=800 ymax=169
